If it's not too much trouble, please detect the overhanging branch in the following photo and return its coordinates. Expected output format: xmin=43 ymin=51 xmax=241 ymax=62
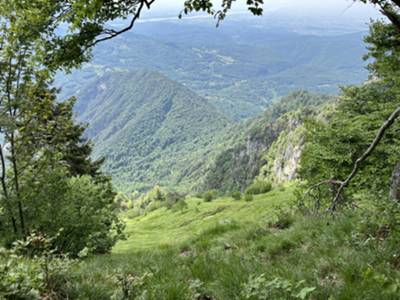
xmin=330 ymin=105 xmax=400 ymax=211
xmin=90 ymin=0 xmax=155 ymax=48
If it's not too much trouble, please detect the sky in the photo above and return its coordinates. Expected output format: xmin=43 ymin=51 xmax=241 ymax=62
xmin=141 ymin=0 xmax=380 ymax=20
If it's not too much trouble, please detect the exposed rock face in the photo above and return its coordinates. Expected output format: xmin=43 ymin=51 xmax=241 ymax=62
xmin=202 ymin=91 xmax=335 ymax=192
xmin=203 ymin=112 xmax=306 ymax=191
xmin=270 ymin=136 xmax=303 ymax=183
xmin=258 ymin=118 xmax=305 ymax=184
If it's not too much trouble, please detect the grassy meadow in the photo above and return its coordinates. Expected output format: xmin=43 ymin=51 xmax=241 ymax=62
xmin=59 ymin=185 xmax=400 ymax=299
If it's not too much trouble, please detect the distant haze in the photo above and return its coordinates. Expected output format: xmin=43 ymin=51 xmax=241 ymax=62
xmin=143 ymin=0 xmax=380 ymax=19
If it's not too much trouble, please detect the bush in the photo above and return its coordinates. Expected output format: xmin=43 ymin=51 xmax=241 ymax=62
xmin=113 ymin=193 xmax=133 ymax=211
xmin=21 ymin=169 xmax=124 ymax=256
xmin=171 ymin=199 xmax=189 ymax=213
xmin=202 ymin=190 xmax=218 ymax=202
xmin=145 ymin=200 xmax=165 ymax=213
xmin=244 ymin=194 xmax=254 ymax=202
xmin=136 ymin=186 xmax=168 ymax=211
xmin=0 ymin=233 xmax=75 ymax=299
xmin=231 ymin=191 xmax=242 ymax=200
xmin=245 ymin=181 xmax=272 ymax=195
xmin=241 ymin=274 xmax=316 ymax=299
xmin=269 ymin=210 xmax=295 ymax=230
xmin=166 ymin=191 xmax=186 ymax=209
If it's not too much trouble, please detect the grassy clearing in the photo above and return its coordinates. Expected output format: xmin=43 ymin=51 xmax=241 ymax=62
xmin=114 ymin=186 xmax=295 ymax=253
xmin=63 ymin=185 xmax=400 ymax=299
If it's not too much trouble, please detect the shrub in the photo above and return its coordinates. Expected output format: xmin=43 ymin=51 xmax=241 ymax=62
xmin=244 ymin=194 xmax=254 ymax=202
xmin=269 ymin=210 xmax=295 ymax=230
xmin=241 ymin=274 xmax=316 ymax=299
xmin=111 ymin=270 xmax=153 ymax=299
xmin=171 ymin=200 xmax=189 ymax=213
xmin=21 ymin=170 xmax=125 ymax=256
xmin=245 ymin=181 xmax=272 ymax=195
xmin=202 ymin=190 xmax=218 ymax=202
xmin=0 ymin=233 xmax=75 ymax=299
xmin=113 ymin=193 xmax=133 ymax=211
xmin=231 ymin=191 xmax=242 ymax=201
xmin=166 ymin=191 xmax=186 ymax=209
xmin=145 ymin=200 xmax=165 ymax=213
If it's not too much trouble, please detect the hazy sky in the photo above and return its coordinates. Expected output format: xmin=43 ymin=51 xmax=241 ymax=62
xmin=143 ymin=0 xmax=380 ymax=18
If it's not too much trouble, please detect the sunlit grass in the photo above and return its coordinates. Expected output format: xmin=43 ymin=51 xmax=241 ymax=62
xmin=64 ymin=185 xmax=400 ymax=299
xmin=114 ymin=185 xmax=296 ymax=253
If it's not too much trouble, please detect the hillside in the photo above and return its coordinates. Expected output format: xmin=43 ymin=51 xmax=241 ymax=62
xmin=57 ymin=16 xmax=368 ymax=121
xmin=74 ymin=83 xmax=334 ymax=193
xmin=73 ymin=83 xmax=335 ymax=193
xmin=202 ymin=91 xmax=336 ymax=192
xmin=74 ymin=70 xmax=232 ymax=192
xmin=64 ymin=186 xmax=400 ymax=299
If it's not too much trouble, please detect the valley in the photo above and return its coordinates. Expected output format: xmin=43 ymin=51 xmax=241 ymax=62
xmin=57 ymin=15 xmax=368 ymax=193
xmin=1 ymin=2 xmax=400 ymax=299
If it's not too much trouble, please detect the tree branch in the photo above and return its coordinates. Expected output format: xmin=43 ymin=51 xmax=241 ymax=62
xmin=330 ymin=105 xmax=400 ymax=211
xmin=89 ymin=0 xmax=155 ymax=48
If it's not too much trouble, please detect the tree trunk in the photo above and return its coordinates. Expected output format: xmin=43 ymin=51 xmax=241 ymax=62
xmin=0 ymin=144 xmax=17 ymax=234
xmin=390 ymin=162 xmax=400 ymax=202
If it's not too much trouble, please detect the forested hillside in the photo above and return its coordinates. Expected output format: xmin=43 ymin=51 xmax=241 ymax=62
xmin=202 ymin=91 xmax=335 ymax=192
xmin=75 ymin=70 xmax=231 ymax=191
xmin=75 ymin=79 xmax=334 ymax=193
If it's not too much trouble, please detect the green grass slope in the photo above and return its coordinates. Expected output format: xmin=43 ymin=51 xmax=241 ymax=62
xmin=66 ymin=186 xmax=400 ymax=299
xmin=115 ymin=186 xmax=296 ymax=253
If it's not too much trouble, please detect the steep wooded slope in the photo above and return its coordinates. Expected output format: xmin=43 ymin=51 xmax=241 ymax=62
xmin=201 ymin=91 xmax=335 ymax=192
xmin=74 ymin=70 xmax=232 ymax=191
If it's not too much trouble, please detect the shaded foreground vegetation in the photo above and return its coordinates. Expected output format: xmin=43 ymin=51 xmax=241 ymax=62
xmin=4 ymin=186 xmax=396 ymax=299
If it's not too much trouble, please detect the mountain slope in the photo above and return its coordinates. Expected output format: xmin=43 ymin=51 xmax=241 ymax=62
xmin=57 ymin=17 xmax=368 ymax=121
xmin=74 ymin=70 xmax=232 ymax=191
xmin=201 ymin=91 xmax=336 ymax=192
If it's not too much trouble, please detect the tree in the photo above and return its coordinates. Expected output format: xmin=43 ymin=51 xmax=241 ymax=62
xmin=360 ymin=1 xmax=400 ymax=32
xmin=0 ymin=68 xmax=120 ymax=247
xmin=299 ymin=82 xmax=400 ymax=209
xmin=296 ymin=1 xmax=400 ymax=209
xmin=0 ymin=5 xmax=116 ymax=242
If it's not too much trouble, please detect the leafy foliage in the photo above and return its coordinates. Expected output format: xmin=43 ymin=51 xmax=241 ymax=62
xmin=0 ymin=37 xmax=122 ymax=255
xmin=0 ymin=233 xmax=75 ymax=299
xmin=241 ymin=274 xmax=316 ymax=300
xmin=181 ymin=0 xmax=264 ymax=24
xmin=20 ymin=169 xmax=124 ymax=256
xmin=299 ymin=83 xmax=400 ymax=208
xmin=202 ymin=190 xmax=219 ymax=202
xmin=244 ymin=194 xmax=254 ymax=202
xmin=245 ymin=181 xmax=272 ymax=195
xmin=231 ymin=191 xmax=242 ymax=200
